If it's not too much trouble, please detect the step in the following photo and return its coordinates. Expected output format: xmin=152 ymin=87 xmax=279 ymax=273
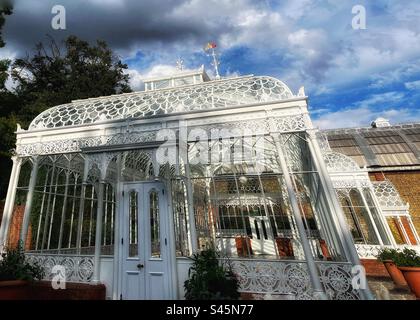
xmin=367 ymin=276 xmax=416 ymax=300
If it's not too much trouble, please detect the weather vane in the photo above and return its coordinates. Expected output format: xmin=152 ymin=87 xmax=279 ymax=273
xmin=176 ymin=58 xmax=184 ymax=71
xmin=204 ymin=42 xmax=220 ymax=79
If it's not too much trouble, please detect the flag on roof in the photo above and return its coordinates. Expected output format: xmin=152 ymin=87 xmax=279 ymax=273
xmin=204 ymin=42 xmax=217 ymax=51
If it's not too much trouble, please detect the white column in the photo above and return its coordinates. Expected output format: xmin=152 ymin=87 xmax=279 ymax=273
xmin=41 ymin=162 xmax=57 ymax=251
xmin=271 ymin=133 xmax=326 ymax=300
xmin=179 ymin=120 xmax=198 ymax=254
xmin=35 ymin=169 xmax=50 ymax=250
xmin=307 ymin=132 xmax=360 ymax=260
xmin=93 ymin=180 xmax=105 ymax=282
xmin=76 ymin=158 xmax=90 ymax=253
xmin=357 ymin=187 xmax=383 ymax=245
xmin=67 ymin=173 xmax=79 ymax=248
xmin=93 ymin=153 xmax=110 ymax=283
xmin=183 ymin=168 xmax=198 ymax=254
xmin=57 ymin=168 xmax=71 ymax=251
xmin=20 ymin=156 xmax=40 ymax=245
xmin=112 ymin=155 xmax=122 ymax=300
xmin=306 ymin=131 xmax=374 ymax=300
xmin=306 ymin=136 xmax=352 ymax=260
xmin=0 ymin=156 xmax=22 ymax=249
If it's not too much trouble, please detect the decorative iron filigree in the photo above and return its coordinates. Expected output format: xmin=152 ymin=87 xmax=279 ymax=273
xmin=323 ymin=152 xmax=361 ymax=173
xmin=225 ymin=259 xmax=362 ymax=300
xmin=355 ymin=244 xmax=420 ymax=259
xmin=25 ymin=253 xmax=94 ymax=282
xmin=317 ymin=262 xmax=360 ymax=300
xmin=372 ymin=180 xmax=406 ymax=208
xmin=29 ymin=76 xmax=294 ymax=130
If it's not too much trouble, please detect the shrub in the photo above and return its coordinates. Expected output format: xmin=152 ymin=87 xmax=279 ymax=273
xmin=0 ymin=242 xmax=44 ymax=281
xmin=393 ymin=248 xmax=420 ymax=268
xmin=184 ymin=248 xmax=240 ymax=300
xmin=376 ymin=248 xmax=400 ymax=262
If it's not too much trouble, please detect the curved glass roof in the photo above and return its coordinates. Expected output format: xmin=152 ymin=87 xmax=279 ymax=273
xmin=29 ymin=76 xmax=294 ymax=130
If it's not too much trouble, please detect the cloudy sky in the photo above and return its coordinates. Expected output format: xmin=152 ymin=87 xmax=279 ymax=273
xmin=2 ymin=0 xmax=420 ymax=129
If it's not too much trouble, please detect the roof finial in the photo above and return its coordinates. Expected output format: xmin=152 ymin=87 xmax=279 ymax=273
xmin=204 ymin=42 xmax=220 ymax=80
xmin=176 ymin=58 xmax=184 ymax=71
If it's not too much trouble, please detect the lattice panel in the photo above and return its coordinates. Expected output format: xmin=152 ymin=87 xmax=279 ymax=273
xmin=355 ymin=244 xmax=420 ymax=259
xmin=226 ymin=259 xmax=362 ymax=300
xmin=228 ymin=259 xmax=313 ymax=299
xmin=25 ymin=253 xmax=94 ymax=283
xmin=29 ymin=76 xmax=294 ymax=130
xmin=372 ymin=180 xmax=405 ymax=208
xmin=317 ymin=263 xmax=361 ymax=300
xmin=323 ymin=152 xmax=361 ymax=173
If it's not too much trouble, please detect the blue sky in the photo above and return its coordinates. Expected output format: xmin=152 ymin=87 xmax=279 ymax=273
xmin=3 ymin=0 xmax=420 ymax=129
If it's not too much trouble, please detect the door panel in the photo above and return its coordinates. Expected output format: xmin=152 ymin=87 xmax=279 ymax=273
xmin=122 ymin=182 xmax=170 ymax=300
xmin=249 ymin=216 xmax=277 ymax=256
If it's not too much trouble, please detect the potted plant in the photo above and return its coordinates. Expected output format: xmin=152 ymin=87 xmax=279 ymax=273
xmin=376 ymin=248 xmax=407 ymax=287
xmin=394 ymin=248 xmax=420 ymax=299
xmin=0 ymin=242 xmax=44 ymax=299
xmin=184 ymin=248 xmax=240 ymax=300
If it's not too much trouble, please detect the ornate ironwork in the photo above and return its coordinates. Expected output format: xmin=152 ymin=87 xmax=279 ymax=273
xmin=372 ymin=180 xmax=406 ymax=208
xmin=323 ymin=152 xmax=360 ymax=173
xmin=317 ymin=262 xmax=360 ymax=300
xmin=332 ymin=180 xmax=371 ymax=189
xmin=25 ymin=253 xmax=94 ymax=283
xmin=225 ymin=258 xmax=361 ymax=300
xmin=355 ymin=244 xmax=420 ymax=259
xmin=29 ymin=76 xmax=294 ymax=130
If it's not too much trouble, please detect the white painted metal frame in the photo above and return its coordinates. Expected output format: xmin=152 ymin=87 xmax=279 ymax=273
xmin=0 ymin=75 xmax=375 ymax=300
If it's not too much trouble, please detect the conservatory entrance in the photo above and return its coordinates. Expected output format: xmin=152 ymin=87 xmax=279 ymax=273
xmin=121 ymin=181 xmax=171 ymax=300
xmin=0 ymin=70 xmax=375 ymax=300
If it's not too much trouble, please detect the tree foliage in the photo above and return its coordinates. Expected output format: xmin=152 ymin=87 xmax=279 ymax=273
xmin=0 ymin=0 xmax=12 ymax=90
xmin=0 ymin=0 xmax=12 ymax=48
xmin=0 ymin=32 xmax=132 ymax=198
xmin=0 ymin=241 xmax=45 ymax=281
xmin=12 ymin=35 xmax=132 ymax=126
xmin=184 ymin=248 xmax=240 ymax=300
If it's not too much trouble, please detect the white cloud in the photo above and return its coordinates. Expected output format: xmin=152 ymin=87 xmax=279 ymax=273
xmin=353 ymin=91 xmax=406 ymax=109
xmin=126 ymin=64 xmax=199 ymax=91
xmin=5 ymin=0 xmax=420 ymax=118
xmin=313 ymin=106 xmax=418 ymax=130
xmin=405 ymin=80 xmax=420 ymax=91
xmin=313 ymin=90 xmax=420 ymax=129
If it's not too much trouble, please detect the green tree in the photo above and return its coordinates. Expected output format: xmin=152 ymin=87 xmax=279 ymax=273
xmin=0 ymin=0 xmax=12 ymax=89
xmin=0 ymin=0 xmax=14 ymax=199
xmin=0 ymin=0 xmax=12 ymax=48
xmin=0 ymin=35 xmax=132 ymax=198
xmin=12 ymin=35 xmax=132 ymax=126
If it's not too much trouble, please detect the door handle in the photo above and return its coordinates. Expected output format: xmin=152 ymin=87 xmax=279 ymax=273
xmin=137 ymin=263 xmax=144 ymax=269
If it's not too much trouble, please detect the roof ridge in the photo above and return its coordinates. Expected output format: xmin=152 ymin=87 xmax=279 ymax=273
xmin=71 ymin=74 xmax=255 ymax=104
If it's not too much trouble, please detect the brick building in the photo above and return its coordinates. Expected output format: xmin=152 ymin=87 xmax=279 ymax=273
xmin=322 ymin=118 xmax=420 ymax=245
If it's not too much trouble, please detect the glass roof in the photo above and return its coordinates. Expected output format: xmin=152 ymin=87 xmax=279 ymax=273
xmin=29 ymin=76 xmax=294 ymax=130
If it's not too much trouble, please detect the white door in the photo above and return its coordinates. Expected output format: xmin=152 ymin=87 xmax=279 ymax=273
xmin=121 ymin=182 xmax=171 ymax=300
xmin=249 ymin=216 xmax=277 ymax=256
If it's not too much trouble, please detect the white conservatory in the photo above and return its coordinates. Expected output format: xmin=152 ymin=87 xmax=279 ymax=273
xmin=1 ymin=67 xmax=418 ymax=300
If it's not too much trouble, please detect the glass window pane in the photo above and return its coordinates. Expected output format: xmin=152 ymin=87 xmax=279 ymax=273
xmin=154 ymin=80 xmax=170 ymax=89
xmin=150 ymin=191 xmax=161 ymax=258
xmin=129 ymin=191 xmax=138 ymax=257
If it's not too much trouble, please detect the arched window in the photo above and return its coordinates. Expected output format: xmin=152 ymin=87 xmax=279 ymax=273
xmin=339 ymin=190 xmax=379 ymax=244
